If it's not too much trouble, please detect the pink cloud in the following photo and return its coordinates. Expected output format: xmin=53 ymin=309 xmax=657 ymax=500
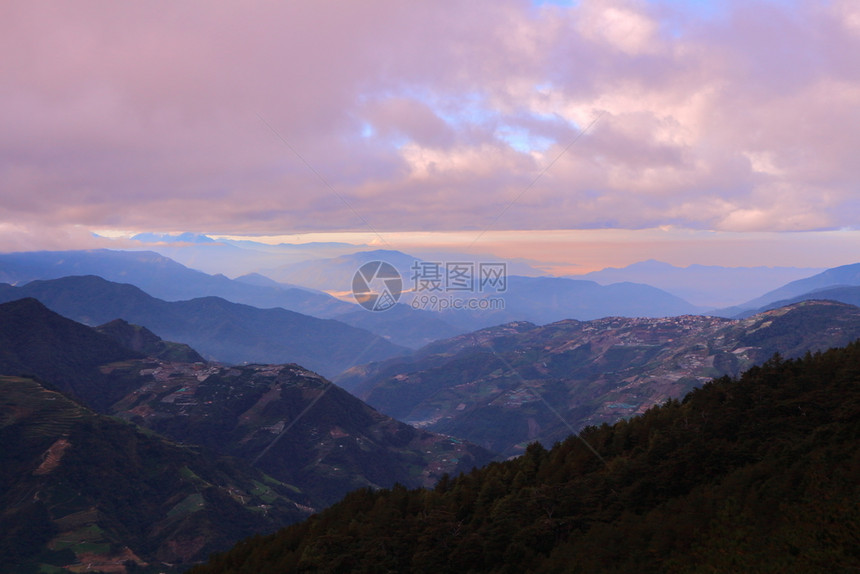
xmin=1 ymin=0 xmax=859 ymax=245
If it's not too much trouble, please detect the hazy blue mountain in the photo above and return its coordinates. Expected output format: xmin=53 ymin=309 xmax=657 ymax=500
xmin=407 ymin=250 xmax=545 ymax=277
xmin=732 ymin=262 xmax=860 ymax=311
xmin=340 ymin=300 xmax=860 ymax=456
xmin=576 ymin=259 xmax=821 ymax=307
xmin=496 ymin=275 xmax=701 ymax=323
xmin=0 ymin=249 xmax=353 ymax=317
xmin=333 ymin=303 xmax=465 ymax=349
xmin=233 ymin=272 xmax=464 ymax=349
xmin=271 ymin=251 xmax=702 ymax=331
xmin=266 ymin=249 xmax=421 ymax=292
xmin=0 ymin=276 xmax=408 ymax=377
xmin=132 ymin=231 xmax=218 ymax=243
xmin=735 ymin=285 xmax=860 ymax=317
xmin=234 ymin=271 xmax=292 ymax=288
xmin=0 ymin=250 xmax=705 ymax=347
xmin=127 ymin=232 xmax=365 ymax=277
xmin=427 ymin=275 xmax=703 ymax=333
xmin=0 ymin=249 xmax=465 ymax=347
xmin=267 ymin=248 xmax=542 ymax=293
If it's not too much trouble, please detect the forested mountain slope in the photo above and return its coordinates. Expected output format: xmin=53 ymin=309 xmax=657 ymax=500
xmin=192 ymin=342 xmax=860 ymax=573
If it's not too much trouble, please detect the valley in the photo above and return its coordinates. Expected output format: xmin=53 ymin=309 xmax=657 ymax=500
xmin=100 ymin=357 xmax=493 ymax=506
xmin=3 ymin=248 xmax=860 ymax=572
xmin=5 ymin=3 xmax=859 ymax=570
xmin=342 ymin=300 xmax=860 ymax=456
xmin=0 ymin=299 xmax=491 ymax=572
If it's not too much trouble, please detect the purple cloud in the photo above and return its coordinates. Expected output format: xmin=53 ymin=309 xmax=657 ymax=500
xmin=1 ymin=0 xmax=859 ymax=247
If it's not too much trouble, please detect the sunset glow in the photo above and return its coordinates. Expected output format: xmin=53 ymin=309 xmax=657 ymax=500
xmin=3 ymin=0 xmax=859 ymax=269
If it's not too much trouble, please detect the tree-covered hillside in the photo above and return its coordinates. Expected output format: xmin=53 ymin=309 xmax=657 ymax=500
xmin=0 ymin=377 xmax=310 ymax=573
xmin=191 ymin=342 xmax=860 ymax=573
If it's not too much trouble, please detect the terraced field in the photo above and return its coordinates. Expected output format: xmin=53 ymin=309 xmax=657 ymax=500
xmin=0 ymin=376 xmax=310 ymax=571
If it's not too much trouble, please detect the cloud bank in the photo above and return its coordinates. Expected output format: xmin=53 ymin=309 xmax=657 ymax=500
xmin=2 ymin=0 xmax=859 ymax=242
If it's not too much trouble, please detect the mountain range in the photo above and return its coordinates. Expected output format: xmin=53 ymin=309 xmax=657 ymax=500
xmin=126 ymin=232 xmax=366 ymax=277
xmin=0 ymin=275 xmax=406 ymax=377
xmin=338 ymin=300 xmax=860 ymax=456
xmin=3 ymin=246 xmax=860 ymax=572
xmin=0 ymin=249 xmax=469 ymax=348
xmin=5 ymin=249 xmax=858 ymax=330
xmin=190 ymin=338 xmax=860 ymax=573
xmin=0 ymin=298 xmax=493 ymax=571
xmin=443 ymin=274 xmax=701 ymax=329
xmin=743 ymin=284 xmax=860 ymax=315
xmin=262 ymin=249 xmax=705 ymax=329
xmin=724 ymin=262 xmax=860 ymax=315
xmin=0 ymin=249 xmax=709 ymax=347
xmin=0 ymin=297 xmax=150 ymax=411
xmin=576 ymin=259 xmax=821 ymax=308
xmin=0 ymin=300 xmax=313 ymax=570
xmin=0 ymin=249 xmax=353 ymax=318
xmin=0 ymin=298 xmax=474 ymax=497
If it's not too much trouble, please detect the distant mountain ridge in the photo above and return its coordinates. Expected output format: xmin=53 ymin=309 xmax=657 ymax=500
xmin=10 ymin=249 xmax=858 ymax=350
xmin=126 ymin=232 xmax=365 ymax=277
xmin=0 ymin=276 xmax=408 ymax=377
xmin=268 ymin=250 xmax=704 ymax=330
xmin=267 ymin=249 xmax=420 ymax=293
xmin=734 ymin=284 xmax=860 ymax=318
xmin=735 ymin=261 xmax=860 ymax=311
xmin=340 ymin=300 xmax=860 ymax=456
xmin=460 ymin=275 xmax=701 ymax=327
xmin=0 ymin=248 xmax=353 ymax=317
xmin=576 ymin=259 xmax=821 ymax=307
xmin=0 ymin=249 xmax=710 ymax=349
xmin=0 ymin=249 xmax=466 ymax=348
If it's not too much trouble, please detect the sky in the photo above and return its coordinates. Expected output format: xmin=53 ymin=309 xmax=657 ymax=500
xmin=2 ymin=0 xmax=860 ymax=272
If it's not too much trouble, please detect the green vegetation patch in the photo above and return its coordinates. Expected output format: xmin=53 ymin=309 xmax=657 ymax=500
xmin=261 ymin=473 xmax=301 ymax=493
xmin=166 ymin=493 xmax=205 ymax=518
xmin=179 ymin=465 xmax=203 ymax=482
xmin=251 ymin=480 xmax=281 ymax=504
xmin=53 ymin=508 xmax=99 ymax=531
xmin=49 ymin=524 xmax=106 ymax=552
